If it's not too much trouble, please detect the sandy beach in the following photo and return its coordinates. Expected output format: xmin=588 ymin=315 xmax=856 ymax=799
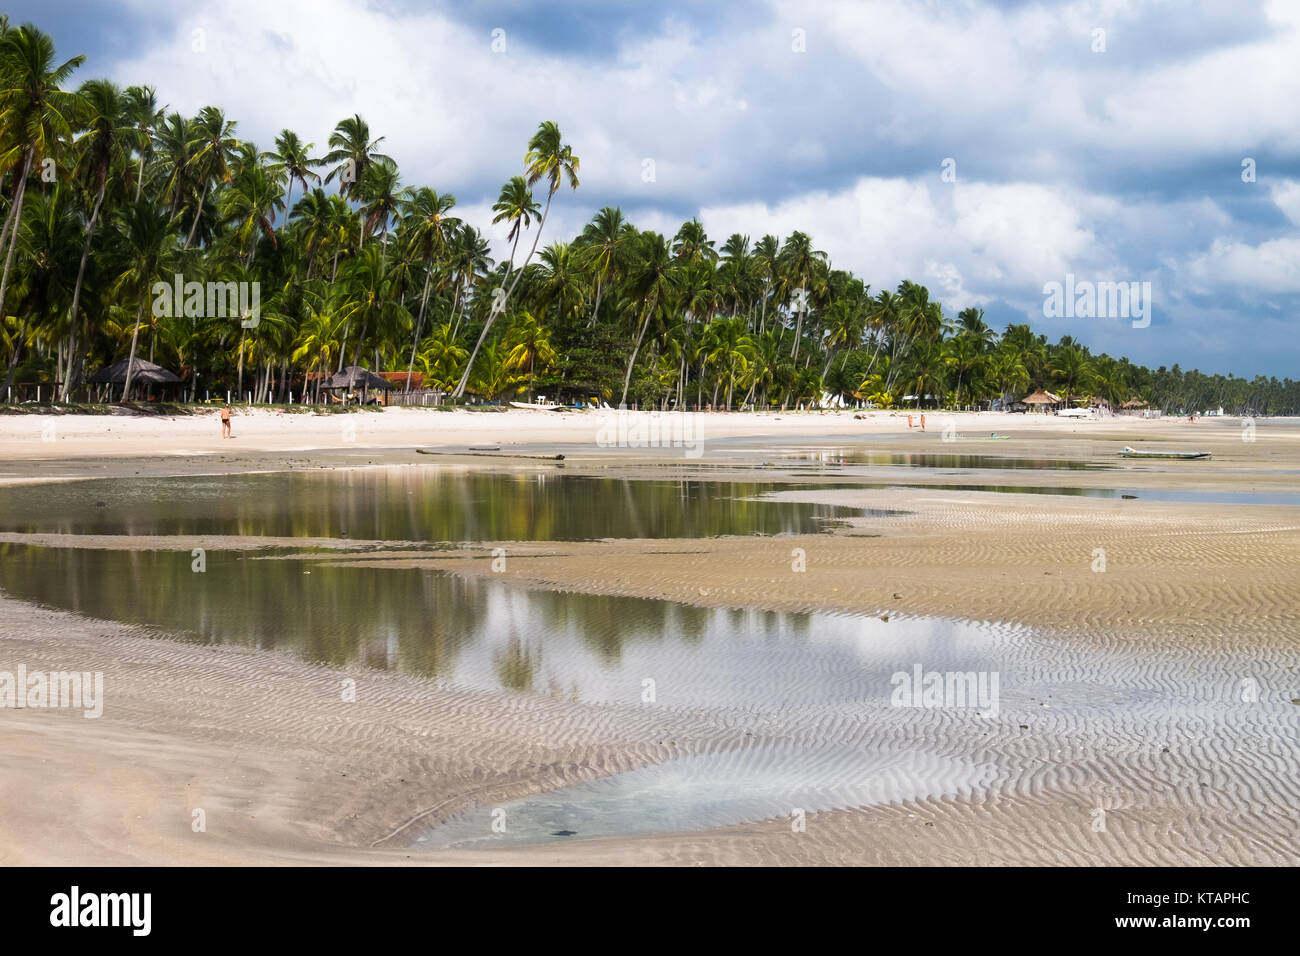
xmin=1 ymin=408 xmax=1297 ymax=865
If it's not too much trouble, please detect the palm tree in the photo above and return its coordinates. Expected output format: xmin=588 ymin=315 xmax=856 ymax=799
xmin=462 ymin=120 xmax=580 ymax=358
xmin=222 ymin=159 xmax=284 ymax=264
xmin=264 ymin=129 xmax=319 ymax=229
xmin=63 ymin=78 xmax=130 ymax=399
xmin=577 ymin=206 xmax=632 ymax=327
xmin=2 ymin=186 xmax=80 ymax=392
xmin=0 ymin=24 xmax=85 ymax=334
xmin=451 ymin=174 xmax=540 ymax=398
xmin=537 ymin=241 xmax=587 ymax=331
xmin=672 ymin=219 xmax=717 ymax=264
xmin=944 ymin=334 xmax=981 ymax=407
xmin=322 ymin=114 xmax=389 ymax=202
xmin=358 ymin=156 xmax=403 ymax=261
xmin=503 ymin=311 xmax=556 ymax=401
xmin=1051 ymin=343 xmax=1092 ymax=398
xmin=446 ymin=222 xmax=491 ymax=340
xmin=988 ymin=346 xmax=1029 ymax=406
xmin=400 ymin=186 xmax=458 ymax=390
xmin=620 ymin=230 xmax=676 ymax=406
xmin=701 ymin=315 xmax=754 ymax=409
xmin=121 ymin=84 xmax=162 ymax=202
xmin=417 ymin=322 xmax=468 ymax=392
xmin=182 ymin=105 xmax=240 ymax=248
xmin=112 ymin=200 xmax=177 ymax=400
xmin=777 ymin=231 xmax=826 ymax=360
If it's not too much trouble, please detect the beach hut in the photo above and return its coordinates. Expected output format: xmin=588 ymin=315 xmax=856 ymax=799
xmin=325 ymin=365 xmax=393 ymax=405
xmin=1020 ymin=389 xmax=1062 ymax=414
xmin=88 ymin=357 xmax=183 ymax=401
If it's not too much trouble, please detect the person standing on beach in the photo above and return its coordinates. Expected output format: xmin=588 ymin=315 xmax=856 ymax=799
xmin=920 ymin=414 xmax=926 ymax=432
xmin=220 ymin=405 xmax=232 ymax=439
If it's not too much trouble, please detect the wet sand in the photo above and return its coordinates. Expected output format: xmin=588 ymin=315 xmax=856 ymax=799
xmin=1 ymin=409 xmax=1297 ymax=865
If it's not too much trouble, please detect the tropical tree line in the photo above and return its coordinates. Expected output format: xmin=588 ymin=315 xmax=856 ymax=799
xmin=1 ymin=20 xmax=1296 ymax=415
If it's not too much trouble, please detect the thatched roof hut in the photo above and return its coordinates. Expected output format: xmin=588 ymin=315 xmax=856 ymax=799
xmin=1120 ymin=398 xmax=1148 ymax=409
xmin=326 ymin=366 xmax=392 ymax=390
xmin=88 ymin=357 xmax=182 ymax=385
xmin=1021 ymin=389 xmax=1062 ymax=405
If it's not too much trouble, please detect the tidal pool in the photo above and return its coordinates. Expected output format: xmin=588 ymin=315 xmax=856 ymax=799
xmin=0 ymin=470 xmax=862 ymax=540
xmin=420 ymin=742 xmax=1000 ymax=848
xmin=0 ymin=543 xmax=1010 ymax=707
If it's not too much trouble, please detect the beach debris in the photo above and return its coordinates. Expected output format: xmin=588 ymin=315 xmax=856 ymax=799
xmin=416 ymin=447 xmax=564 ymax=461
xmin=892 ymin=592 xmax=902 ymax=599
xmin=1121 ymin=494 xmax=1138 ymax=499
xmin=552 ymin=830 xmax=577 ymax=837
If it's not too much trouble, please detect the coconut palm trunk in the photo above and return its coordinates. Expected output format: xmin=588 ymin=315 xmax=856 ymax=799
xmin=62 ymin=183 xmax=110 ymax=399
xmin=405 ymin=264 xmax=433 ymax=394
xmin=184 ymin=180 xmax=208 ymax=249
xmin=0 ymin=150 xmax=36 ymax=329
xmin=619 ymin=296 xmax=656 ymax=407
xmin=120 ymin=292 xmax=148 ymax=401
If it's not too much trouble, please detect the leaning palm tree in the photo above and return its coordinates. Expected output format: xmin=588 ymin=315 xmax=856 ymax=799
xmin=446 ymin=223 xmax=492 ymax=340
xmin=451 ymin=175 xmax=538 ymax=398
xmin=453 ymin=122 xmax=578 ymax=399
xmin=63 ymin=78 xmax=131 ymax=399
xmin=0 ymin=24 xmax=86 ymax=334
xmin=182 ymin=105 xmax=240 ymax=248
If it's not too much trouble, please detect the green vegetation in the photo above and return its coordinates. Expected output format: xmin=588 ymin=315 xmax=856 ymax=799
xmin=1 ymin=20 xmax=1296 ymax=414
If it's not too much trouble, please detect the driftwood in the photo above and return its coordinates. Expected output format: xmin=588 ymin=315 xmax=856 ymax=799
xmin=416 ymin=448 xmax=565 ymax=461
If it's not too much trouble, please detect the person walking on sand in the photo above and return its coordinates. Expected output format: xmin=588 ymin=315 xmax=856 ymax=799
xmin=920 ymin=414 xmax=926 ymax=432
xmin=908 ymin=414 xmax=913 ymax=429
xmin=220 ymin=404 xmax=232 ymax=439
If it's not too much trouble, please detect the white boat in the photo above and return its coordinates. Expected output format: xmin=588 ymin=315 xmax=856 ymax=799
xmin=509 ymin=399 xmax=569 ymax=411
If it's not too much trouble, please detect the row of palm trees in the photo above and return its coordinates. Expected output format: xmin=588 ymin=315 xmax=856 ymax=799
xmin=2 ymin=19 xmax=1297 ymax=415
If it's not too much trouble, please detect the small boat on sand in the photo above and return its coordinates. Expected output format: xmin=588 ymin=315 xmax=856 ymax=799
xmin=509 ymin=398 xmax=570 ymax=411
xmin=1117 ymin=446 xmax=1211 ymax=460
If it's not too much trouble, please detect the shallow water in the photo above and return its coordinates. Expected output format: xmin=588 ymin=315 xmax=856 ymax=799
xmin=420 ymin=742 xmax=999 ymax=848
xmin=0 ymin=470 xmax=861 ymax=541
xmin=0 ymin=543 xmax=1010 ymax=707
xmin=758 ymin=449 xmax=1107 ymax=470
xmin=887 ymin=483 xmax=1300 ymax=506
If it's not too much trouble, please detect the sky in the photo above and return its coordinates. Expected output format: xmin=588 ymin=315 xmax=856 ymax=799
xmin=18 ymin=0 xmax=1300 ymax=378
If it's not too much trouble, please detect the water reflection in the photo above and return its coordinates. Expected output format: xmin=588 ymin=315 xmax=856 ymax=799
xmin=0 ymin=544 xmax=1010 ymax=708
xmin=0 ymin=470 xmax=859 ymax=541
